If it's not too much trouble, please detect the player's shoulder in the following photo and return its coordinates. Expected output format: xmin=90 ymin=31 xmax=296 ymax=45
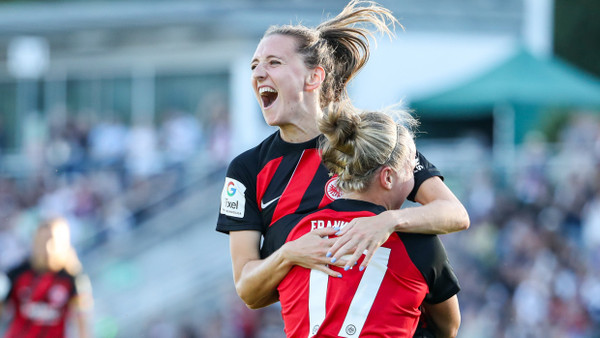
xmin=396 ymin=233 xmax=442 ymax=250
xmin=57 ymin=268 xmax=78 ymax=280
xmin=6 ymin=260 xmax=31 ymax=279
xmin=395 ymin=233 xmax=447 ymax=266
xmin=229 ymin=132 xmax=279 ymax=169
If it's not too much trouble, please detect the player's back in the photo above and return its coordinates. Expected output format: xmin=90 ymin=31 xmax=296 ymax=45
xmin=277 ymin=199 xmax=460 ymax=338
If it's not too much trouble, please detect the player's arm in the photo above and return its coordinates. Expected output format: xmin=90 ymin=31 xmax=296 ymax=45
xmin=328 ymin=176 xmax=469 ymax=270
xmin=70 ymin=274 xmax=93 ymax=338
xmin=70 ymin=297 xmax=90 ymax=338
xmin=368 ymin=176 xmax=469 ymax=236
xmin=392 ymin=151 xmax=470 ymax=234
xmin=231 ymin=228 xmax=340 ymax=309
xmin=393 ymin=176 xmax=470 ymax=234
xmin=421 ymin=295 xmax=461 ymax=338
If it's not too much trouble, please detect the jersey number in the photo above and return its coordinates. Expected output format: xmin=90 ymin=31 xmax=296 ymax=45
xmin=308 ymin=247 xmax=391 ymax=337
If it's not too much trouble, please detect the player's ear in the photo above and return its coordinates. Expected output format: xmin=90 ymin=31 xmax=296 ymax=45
xmin=305 ymin=66 xmax=325 ymax=91
xmin=379 ymin=167 xmax=394 ymax=190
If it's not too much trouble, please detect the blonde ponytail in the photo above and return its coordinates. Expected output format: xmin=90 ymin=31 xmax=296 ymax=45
xmin=319 ymin=103 xmax=416 ymax=192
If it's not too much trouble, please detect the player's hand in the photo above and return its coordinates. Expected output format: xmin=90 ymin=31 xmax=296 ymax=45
xmin=326 ymin=211 xmax=395 ymax=271
xmin=283 ymin=227 xmax=347 ymax=278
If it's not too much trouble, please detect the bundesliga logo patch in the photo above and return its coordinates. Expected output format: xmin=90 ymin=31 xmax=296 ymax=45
xmin=221 ymin=177 xmax=246 ymax=218
xmin=325 ymin=177 xmax=342 ymax=201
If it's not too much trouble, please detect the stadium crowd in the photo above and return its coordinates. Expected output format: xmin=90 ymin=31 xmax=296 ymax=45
xmin=0 ymin=105 xmax=229 ymax=272
xmin=450 ymin=112 xmax=600 ymax=338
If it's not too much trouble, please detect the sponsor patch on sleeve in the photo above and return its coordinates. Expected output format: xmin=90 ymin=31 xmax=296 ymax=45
xmin=220 ymin=177 xmax=247 ymax=218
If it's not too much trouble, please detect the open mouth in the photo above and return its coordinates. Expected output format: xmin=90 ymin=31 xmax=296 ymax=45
xmin=259 ymin=87 xmax=278 ymax=108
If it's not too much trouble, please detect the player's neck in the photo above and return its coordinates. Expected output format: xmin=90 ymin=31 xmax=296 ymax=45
xmin=30 ymin=257 xmax=50 ymax=273
xmin=279 ymin=123 xmax=320 ymax=143
xmin=344 ymin=188 xmax=391 ymax=210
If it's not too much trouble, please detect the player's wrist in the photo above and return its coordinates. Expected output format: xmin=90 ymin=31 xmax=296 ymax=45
xmin=278 ymin=242 xmax=298 ymax=268
xmin=386 ymin=209 xmax=408 ymax=233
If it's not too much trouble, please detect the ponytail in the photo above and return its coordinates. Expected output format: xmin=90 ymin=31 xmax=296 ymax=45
xmin=317 ymin=0 xmax=397 ymax=105
xmin=264 ymin=0 xmax=398 ymax=107
xmin=319 ymin=103 xmax=416 ymax=192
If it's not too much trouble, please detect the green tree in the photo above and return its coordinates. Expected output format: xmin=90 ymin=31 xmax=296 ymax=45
xmin=554 ymin=0 xmax=600 ymax=77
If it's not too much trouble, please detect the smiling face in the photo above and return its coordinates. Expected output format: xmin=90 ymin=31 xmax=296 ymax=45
xmin=31 ymin=219 xmax=72 ymax=272
xmin=251 ymin=34 xmax=317 ymax=129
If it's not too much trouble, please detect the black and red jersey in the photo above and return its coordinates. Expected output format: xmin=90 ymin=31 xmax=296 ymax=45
xmin=216 ymin=131 xmax=441 ymax=241
xmin=276 ymin=199 xmax=460 ymax=338
xmin=3 ymin=261 xmax=79 ymax=338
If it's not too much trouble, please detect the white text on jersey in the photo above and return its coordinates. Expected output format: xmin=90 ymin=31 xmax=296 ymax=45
xmin=311 ymin=219 xmax=348 ymax=231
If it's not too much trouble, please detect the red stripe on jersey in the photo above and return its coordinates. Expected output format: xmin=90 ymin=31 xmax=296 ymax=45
xmin=6 ymin=271 xmax=35 ymax=336
xmin=256 ymin=156 xmax=283 ymax=211
xmin=318 ymin=194 xmax=332 ymax=209
xmin=31 ymin=272 xmax=55 ymax=301
xmin=271 ymin=149 xmax=322 ymax=225
xmin=358 ymin=232 xmax=428 ymax=336
xmin=280 ymin=211 xmax=429 ymax=337
xmin=27 ymin=273 xmax=58 ymax=338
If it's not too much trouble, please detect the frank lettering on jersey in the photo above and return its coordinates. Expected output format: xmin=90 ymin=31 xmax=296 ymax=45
xmin=221 ymin=177 xmax=246 ymax=218
xmin=311 ymin=219 xmax=348 ymax=231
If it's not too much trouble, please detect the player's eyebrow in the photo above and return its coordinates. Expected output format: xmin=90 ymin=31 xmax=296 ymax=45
xmin=251 ymin=55 xmax=282 ymax=64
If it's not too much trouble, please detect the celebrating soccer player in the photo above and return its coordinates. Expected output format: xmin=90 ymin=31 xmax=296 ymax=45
xmin=216 ymin=0 xmax=469 ymax=314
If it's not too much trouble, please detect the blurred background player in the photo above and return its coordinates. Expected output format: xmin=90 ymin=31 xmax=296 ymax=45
xmin=0 ymin=218 xmax=92 ymax=338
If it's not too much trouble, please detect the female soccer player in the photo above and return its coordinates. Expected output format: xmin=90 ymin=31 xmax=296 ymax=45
xmin=0 ymin=218 xmax=92 ymax=338
xmin=216 ymin=0 xmax=469 ymax=309
xmin=275 ymin=104 xmax=460 ymax=337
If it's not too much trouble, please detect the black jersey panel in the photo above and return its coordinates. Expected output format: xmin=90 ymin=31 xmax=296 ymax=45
xmin=5 ymin=261 xmax=30 ymax=301
xmin=216 ymin=145 xmax=264 ymax=234
xmin=57 ymin=269 xmax=78 ymax=298
xmin=399 ymin=233 xmax=460 ymax=304
xmin=407 ymin=151 xmax=443 ymax=202
xmin=258 ymin=151 xmax=303 ymax=225
xmin=327 ymin=199 xmax=387 ymax=215
xmin=260 ymin=213 xmax=305 ymax=259
xmin=297 ymin=164 xmax=332 ymax=213
xmin=260 ymin=132 xmax=319 ymax=167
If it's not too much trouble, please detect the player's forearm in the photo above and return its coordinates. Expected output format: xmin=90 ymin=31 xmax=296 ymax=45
xmin=235 ymin=248 xmax=293 ymax=309
xmin=393 ymin=176 xmax=469 ymax=234
xmin=423 ymin=296 xmax=461 ymax=338
xmin=430 ymin=313 xmax=460 ymax=338
xmin=387 ymin=199 xmax=469 ymax=234
xmin=75 ymin=313 xmax=90 ymax=338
